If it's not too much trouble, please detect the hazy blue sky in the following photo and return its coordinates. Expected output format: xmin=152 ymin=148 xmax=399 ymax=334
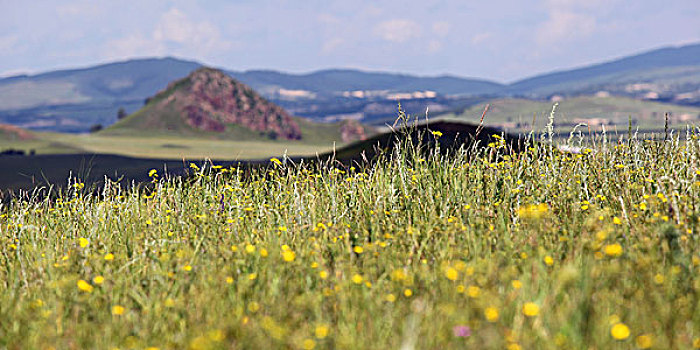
xmin=0 ymin=0 xmax=697 ymax=82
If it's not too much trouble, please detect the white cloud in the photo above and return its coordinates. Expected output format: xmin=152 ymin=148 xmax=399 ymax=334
xmin=374 ymin=19 xmax=422 ymax=43
xmin=153 ymin=8 xmax=227 ymax=53
xmin=0 ymin=35 xmax=19 ymax=54
xmin=427 ymin=40 xmax=443 ymax=53
xmin=362 ymin=4 xmax=384 ymax=17
xmin=432 ymin=21 xmax=450 ymax=37
xmin=534 ymin=0 xmax=613 ymax=46
xmin=57 ymin=2 xmax=102 ymax=18
xmin=471 ymin=32 xmax=493 ymax=45
xmin=103 ymin=7 xmax=231 ymax=60
xmin=536 ymin=10 xmax=596 ymax=45
xmin=317 ymin=13 xmax=341 ymax=25
xmin=103 ymin=34 xmax=165 ymax=59
xmin=321 ymin=37 xmax=345 ymax=54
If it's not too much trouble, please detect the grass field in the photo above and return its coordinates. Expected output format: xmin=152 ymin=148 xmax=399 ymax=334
xmin=0 ymin=132 xmax=338 ymax=160
xmin=0 ymin=132 xmax=338 ymax=192
xmin=1 ymin=125 xmax=699 ymax=349
xmin=440 ymin=96 xmax=700 ymax=136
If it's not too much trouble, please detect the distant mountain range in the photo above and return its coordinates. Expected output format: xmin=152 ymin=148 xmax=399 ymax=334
xmin=507 ymin=44 xmax=700 ymax=97
xmin=0 ymin=42 xmax=698 ymax=132
xmin=229 ymin=69 xmax=504 ymax=97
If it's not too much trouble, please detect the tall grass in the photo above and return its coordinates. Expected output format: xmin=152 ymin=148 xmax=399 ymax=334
xmin=1 ymin=123 xmax=699 ymax=349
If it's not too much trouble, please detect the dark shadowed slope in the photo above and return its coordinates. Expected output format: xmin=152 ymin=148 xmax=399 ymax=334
xmin=0 ymin=154 xmax=194 ymax=193
xmin=324 ymin=121 xmax=525 ymax=162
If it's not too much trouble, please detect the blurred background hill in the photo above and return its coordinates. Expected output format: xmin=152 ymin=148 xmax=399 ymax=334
xmin=0 ymin=43 xmax=697 ymax=133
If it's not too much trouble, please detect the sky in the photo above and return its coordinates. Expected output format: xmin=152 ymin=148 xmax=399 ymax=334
xmin=0 ymin=0 xmax=698 ymax=82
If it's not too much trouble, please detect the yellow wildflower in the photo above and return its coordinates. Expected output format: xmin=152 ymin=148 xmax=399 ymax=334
xmin=282 ymin=250 xmax=296 ymax=262
xmin=245 ymin=244 xmax=255 ymax=254
xmin=112 ymin=305 xmax=125 ymax=316
xmin=302 ymin=339 xmax=315 ymax=350
xmin=247 ymin=301 xmax=260 ymax=313
xmin=522 ymin=302 xmax=539 ymax=317
xmin=517 ymin=203 xmax=548 ymax=219
xmin=635 ymin=334 xmax=653 ymax=349
xmin=604 ymin=244 xmax=623 ymax=257
xmin=507 ymin=344 xmax=521 ymax=350
xmin=610 ymin=323 xmax=630 ymax=340
xmin=484 ymin=307 xmax=499 ymax=322
xmin=445 ymin=267 xmax=458 ymax=281
xmin=77 ymin=279 xmax=93 ymax=293
xmin=315 ymin=325 xmax=329 ymax=339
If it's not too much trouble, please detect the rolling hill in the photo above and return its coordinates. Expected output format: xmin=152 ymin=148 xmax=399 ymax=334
xmin=0 ymin=58 xmax=202 ymax=132
xmin=508 ymin=43 xmax=700 ymax=98
xmin=228 ymin=69 xmax=504 ymax=97
xmin=0 ymin=42 xmax=698 ymax=132
xmin=0 ymin=57 xmax=201 ymax=111
xmin=0 ymin=123 xmax=35 ymax=141
xmin=103 ymin=67 xmax=371 ymax=144
xmin=439 ymin=96 xmax=700 ymax=135
xmin=0 ymin=58 xmax=503 ymax=132
xmin=105 ymin=67 xmax=303 ymax=140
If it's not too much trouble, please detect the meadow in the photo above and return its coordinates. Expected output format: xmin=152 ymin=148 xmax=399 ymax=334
xmin=439 ymin=96 xmax=700 ymax=136
xmin=1 ymin=124 xmax=699 ymax=349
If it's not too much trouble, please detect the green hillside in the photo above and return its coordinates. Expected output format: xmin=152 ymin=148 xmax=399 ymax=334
xmin=439 ymin=96 xmax=700 ymax=135
xmin=508 ymin=43 xmax=700 ymax=96
xmin=102 ymin=67 xmax=371 ymax=145
xmin=104 ymin=105 xmax=350 ymax=146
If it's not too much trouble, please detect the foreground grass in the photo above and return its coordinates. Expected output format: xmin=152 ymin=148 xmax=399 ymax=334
xmin=1 ymin=129 xmax=700 ymax=349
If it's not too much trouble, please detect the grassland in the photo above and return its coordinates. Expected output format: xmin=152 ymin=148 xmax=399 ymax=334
xmin=0 ymin=130 xmax=338 ymax=159
xmin=0 ymin=129 xmax=339 ymax=192
xmin=439 ymin=96 xmax=700 ymax=135
xmin=1 ymin=124 xmax=699 ymax=349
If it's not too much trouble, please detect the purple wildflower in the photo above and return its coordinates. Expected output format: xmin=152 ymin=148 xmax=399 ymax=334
xmin=453 ymin=325 xmax=472 ymax=337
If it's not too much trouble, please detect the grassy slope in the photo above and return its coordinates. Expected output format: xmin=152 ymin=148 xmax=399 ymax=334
xmin=0 ymin=115 xmax=346 ymax=191
xmin=105 ymin=108 xmax=352 ymax=146
xmin=99 ymin=77 xmax=355 ymax=150
xmin=1 ymin=134 xmax=699 ymax=349
xmin=439 ymin=96 xmax=700 ymax=133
